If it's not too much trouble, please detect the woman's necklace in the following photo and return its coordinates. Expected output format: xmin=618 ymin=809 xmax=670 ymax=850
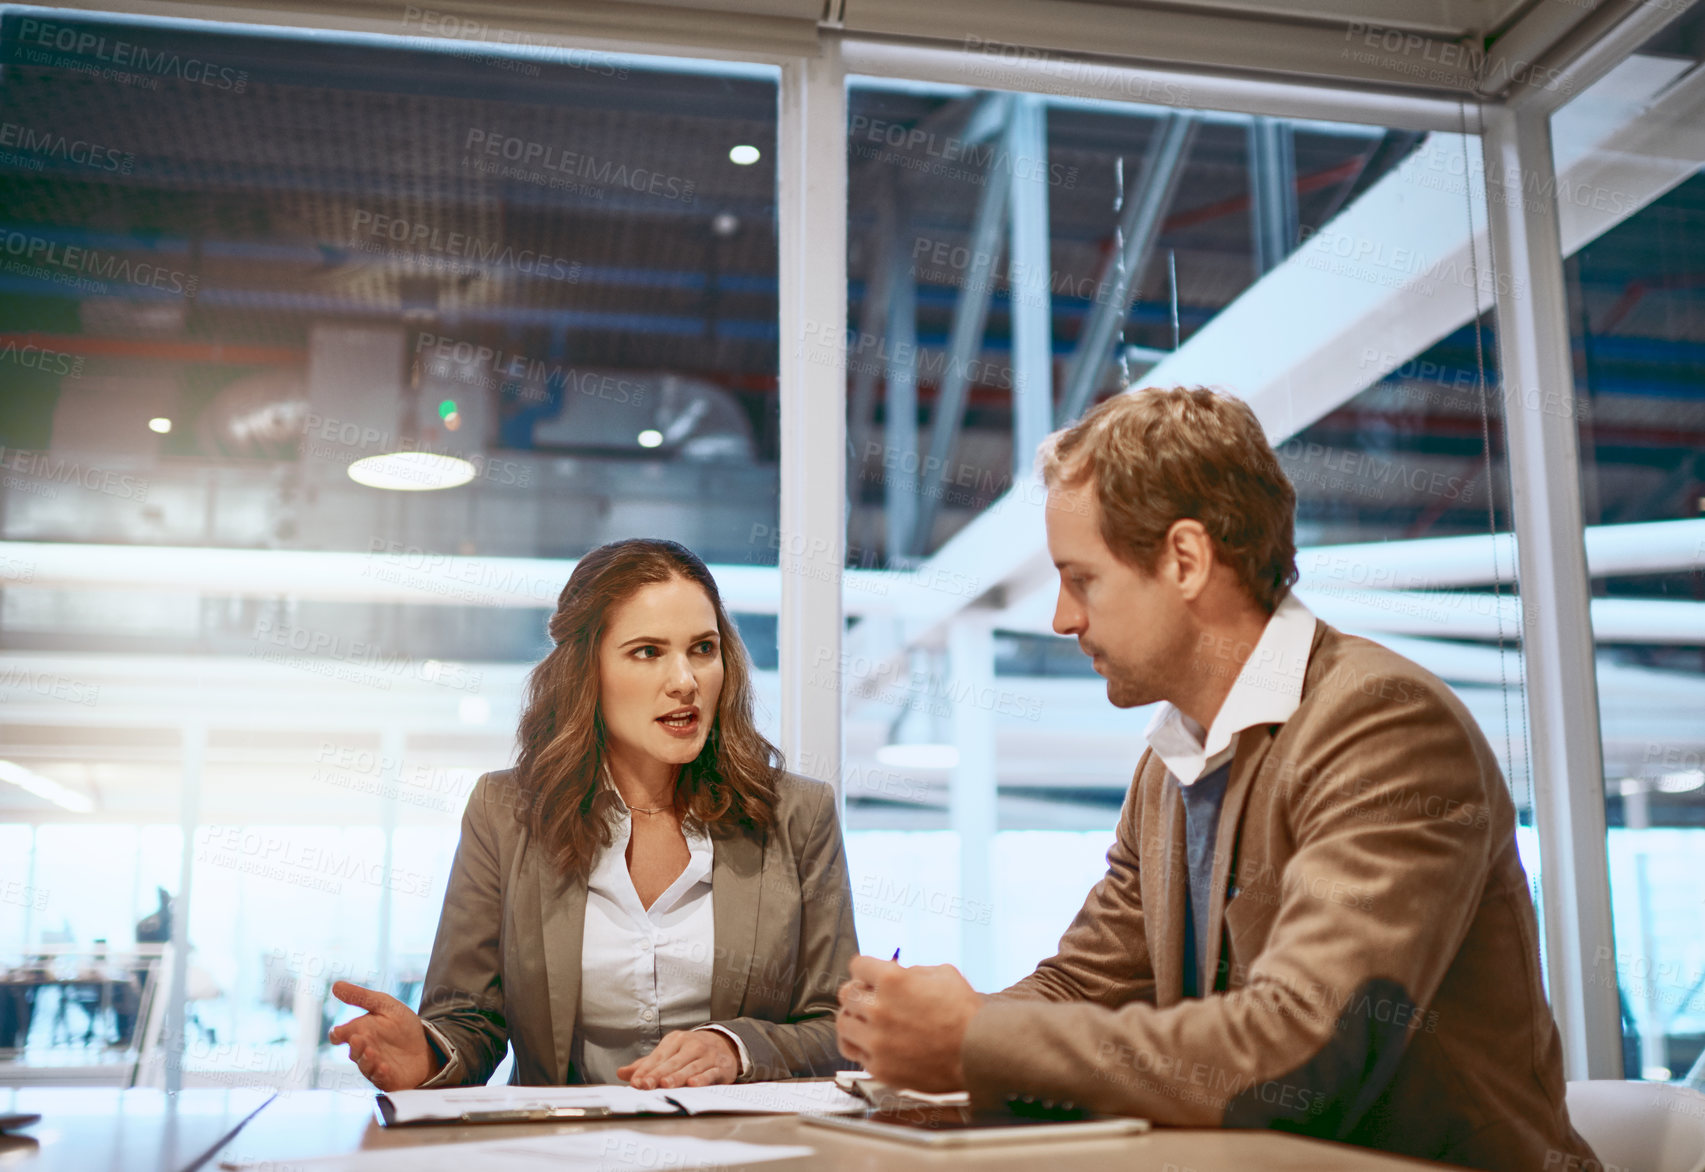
xmin=628 ymin=802 xmax=674 ymax=816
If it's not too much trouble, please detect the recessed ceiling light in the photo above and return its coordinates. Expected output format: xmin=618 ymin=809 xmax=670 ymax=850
xmin=347 ymin=452 xmax=477 ymax=491
xmin=637 ymin=429 xmax=664 ymax=448
xmin=1657 ymin=770 xmax=1704 ymax=794
xmin=728 ymin=144 xmax=761 ymax=166
xmin=875 ymin=743 xmax=960 ymax=770
xmin=148 ymin=417 xmax=172 ymax=434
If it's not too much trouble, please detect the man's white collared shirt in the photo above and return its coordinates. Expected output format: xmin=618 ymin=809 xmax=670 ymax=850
xmin=1144 ymin=591 xmax=1318 ymax=785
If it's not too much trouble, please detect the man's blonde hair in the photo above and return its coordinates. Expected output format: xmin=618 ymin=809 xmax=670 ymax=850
xmin=1037 ymin=386 xmax=1299 ymax=613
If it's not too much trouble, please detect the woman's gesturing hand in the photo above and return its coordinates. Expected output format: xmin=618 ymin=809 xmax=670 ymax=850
xmin=617 ymin=1029 xmax=740 ymax=1089
xmin=326 ymin=980 xmax=444 ymax=1091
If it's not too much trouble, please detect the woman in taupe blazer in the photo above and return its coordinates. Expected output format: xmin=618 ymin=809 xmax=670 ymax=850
xmin=328 ymin=538 xmax=858 ymax=1090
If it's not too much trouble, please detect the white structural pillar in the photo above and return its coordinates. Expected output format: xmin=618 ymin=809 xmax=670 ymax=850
xmin=777 ymin=44 xmax=847 ymax=795
xmin=948 ymin=613 xmax=997 ymax=988
xmin=1481 ymin=102 xmax=1621 ymax=1081
xmin=375 ymin=727 xmax=404 ymax=990
xmin=1008 ymin=95 xmax=1053 ymax=479
xmin=164 ymin=720 xmax=206 ymax=1093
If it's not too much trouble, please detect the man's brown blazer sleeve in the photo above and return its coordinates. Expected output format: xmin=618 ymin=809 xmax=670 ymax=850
xmin=962 ymin=679 xmax=1497 ymax=1127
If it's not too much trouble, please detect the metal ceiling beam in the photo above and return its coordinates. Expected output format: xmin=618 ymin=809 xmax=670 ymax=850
xmin=1303 ymin=591 xmax=1705 ymax=645
xmin=908 ymin=94 xmax=1014 ymax=558
xmin=1008 ymin=94 xmax=1054 ymax=479
xmin=999 ymin=580 xmax=1705 ymax=644
xmin=842 ymin=54 xmax=1702 ymax=715
xmin=1057 ymin=111 xmax=1196 ymax=426
xmin=1249 ymin=115 xmax=1298 ymax=275
xmin=884 ymin=217 xmax=922 ymax=568
xmin=1295 ymin=518 xmax=1705 ymax=590
xmin=9 ymin=518 xmax=1697 ymax=620
xmin=849 ymin=176 xmax=897 ymax=555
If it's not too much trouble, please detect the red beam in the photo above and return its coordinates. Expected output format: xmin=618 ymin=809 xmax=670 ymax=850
xmin=0 ymin=334 xmax=305 ymax=365
xmin=1162 ymin=157 xmax=1365 ymax=233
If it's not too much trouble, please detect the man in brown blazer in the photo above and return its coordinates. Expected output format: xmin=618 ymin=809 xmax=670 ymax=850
xmin=836 ymin=386 xmax=1601 ymax=1171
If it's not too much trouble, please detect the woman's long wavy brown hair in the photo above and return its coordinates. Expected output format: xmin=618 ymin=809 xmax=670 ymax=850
xmin=514 ymin=538 xmax=782 ymax=877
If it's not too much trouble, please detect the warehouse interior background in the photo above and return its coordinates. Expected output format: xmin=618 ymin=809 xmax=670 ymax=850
xmin=0 ymin=0 xmax=1700 ymax=1092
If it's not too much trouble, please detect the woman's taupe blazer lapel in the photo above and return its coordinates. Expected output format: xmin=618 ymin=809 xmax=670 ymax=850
xmin=529 ymin=817 xmax=770 ymax=1082
xmin=534 ymin=845 xmax=587 ymax=1084
xmin=708 ymin=820 xmax=765 ymax=1021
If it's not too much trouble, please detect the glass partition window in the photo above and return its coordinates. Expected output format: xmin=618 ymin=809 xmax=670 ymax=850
xmin=1549 ymin=6 xmax=1705 ymax=1081
xmin=0 ymin=6 xmax=779 ymax=1088
xmin=0 ymin=0 xmax=1692 ymax=1098
xmin=837 ymin=79 xmax=1519 ymax=989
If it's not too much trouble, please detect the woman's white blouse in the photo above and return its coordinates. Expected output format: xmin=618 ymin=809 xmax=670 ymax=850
xmin=419 ymin=780 xmax=750 ymax=1086
xmin=573 ymin=792 xmax=749 ymax=1084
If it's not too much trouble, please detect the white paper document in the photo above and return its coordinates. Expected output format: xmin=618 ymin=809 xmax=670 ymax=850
xmin=660 ymin=1081 xmax=866 ymax=1115
xmin=379 ymin=1085 xmax=678 ymax=1125
xmin=378 ymin=1081 xmax=864 ymax=1126
xmin=223 ymin=1128 xmax=812 ymax=1171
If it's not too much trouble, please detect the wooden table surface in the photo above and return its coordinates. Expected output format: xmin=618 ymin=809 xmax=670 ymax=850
xmin=0 ymin=1087 xmax=275 ymax=1172
xmin=200 ymin=1086 xmax=1458 ymax=1172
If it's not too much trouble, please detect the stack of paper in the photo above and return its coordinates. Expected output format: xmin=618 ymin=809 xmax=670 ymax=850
xmin=377 ymin=1081 xmax=865 ymax=1127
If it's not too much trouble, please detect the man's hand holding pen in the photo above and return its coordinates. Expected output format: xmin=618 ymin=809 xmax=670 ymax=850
xmin=834 ymin=954 xmax=987 ymax=1093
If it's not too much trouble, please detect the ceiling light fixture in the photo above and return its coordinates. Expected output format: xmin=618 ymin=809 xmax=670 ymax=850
xmin=637 ymin=429 xmax=664 ymax=449
xmin=148 ymin=417 xmax=173 ymax=434
xmin=0 ymin=760 xmax=94 ymax=813
xmin=1656 ymin=770 xmax=1704 ymax=794
xmin=347 ymin=451 xmax=477 ymax=491
xmin=728 ymin=144 xmax=761 ymax=166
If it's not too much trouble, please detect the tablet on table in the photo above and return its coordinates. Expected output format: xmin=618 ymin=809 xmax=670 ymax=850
xmin=803 ymin=1102 xmax=1150 ymax=1148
